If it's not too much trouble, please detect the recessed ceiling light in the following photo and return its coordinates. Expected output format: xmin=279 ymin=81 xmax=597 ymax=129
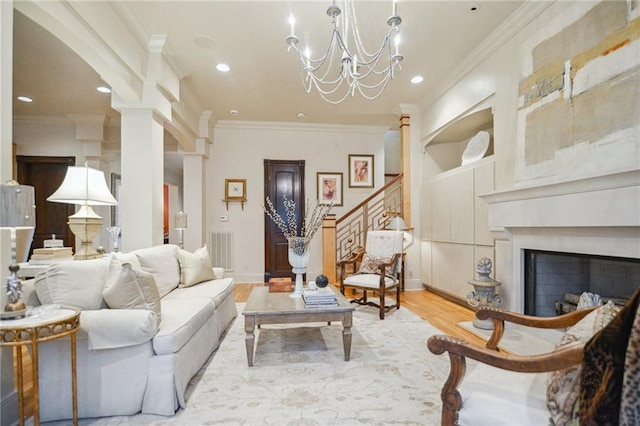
xmin=297 ymin=112 xmax=306 ymax=119
xmin=96 ymin=86 xmax=111 ymax=93
xmin=230 ymin=109 xmax=238 ymax=116
xmin=411 ymin=76 xmax=424 ymax=84
xmin=17 ymin=96 xmax=33 ymax=103
xmin=216 ymin=63 xmax=230 ymax=72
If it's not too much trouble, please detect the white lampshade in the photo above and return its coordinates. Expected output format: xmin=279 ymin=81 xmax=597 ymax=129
xmin=47 ymin=164 xmax=117 ymax=260
xmin=386 ymin=216 xmax=409 ymax=231
xmin=47 ymin=165 xmax=117 ymax=206
xmin=175 ymin=211 xmax=188 ymax=230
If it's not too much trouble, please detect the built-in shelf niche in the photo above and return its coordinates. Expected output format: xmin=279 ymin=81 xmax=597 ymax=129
xmin=424 ymin=107 xmax=494 ymax=174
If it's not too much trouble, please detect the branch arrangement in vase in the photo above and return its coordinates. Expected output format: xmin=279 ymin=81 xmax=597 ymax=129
xmin=263 ymin=196 xmax=334 ymax=254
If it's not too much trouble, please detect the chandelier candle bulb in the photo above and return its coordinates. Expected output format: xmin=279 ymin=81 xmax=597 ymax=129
xmin=392 ymin=0 xmax=398 ymax=17
xmin=289 ymin=14 xmax=295 ymax=36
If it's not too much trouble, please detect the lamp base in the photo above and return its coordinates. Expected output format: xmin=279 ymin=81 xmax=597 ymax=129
xmin=68 ymin=215 xmax=104 ymax=260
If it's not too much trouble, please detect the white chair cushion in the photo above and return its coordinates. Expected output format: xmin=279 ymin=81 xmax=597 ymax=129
xmin=343 ymin=273 xmax=397 ymax=289
xmin=103 ymin=257 xmax=162 ymax=323
xmin=34 ymin=257 xmax=109 ymax=310
xmin=176 ymin=245 xmax=215 ymax=288
xmin=152 ymin=298 xmax=215 ymax=355
xmin=135 ymin=244 xmax=180 ymax=298
xmin=458 ymin=362 xmax=549 ymax=426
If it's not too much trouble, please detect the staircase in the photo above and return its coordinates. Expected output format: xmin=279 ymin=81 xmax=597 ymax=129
xmin=322 ymin=174 xmax=404 ymax=283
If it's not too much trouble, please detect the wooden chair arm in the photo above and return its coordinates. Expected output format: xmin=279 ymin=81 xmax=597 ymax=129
xmin=428 ymin=334 xmax=583 ymax=373
xmin=478 ymin=305 xmax=598 ymax=350
xmin=427 ymin=334 xmax=583 ymax=426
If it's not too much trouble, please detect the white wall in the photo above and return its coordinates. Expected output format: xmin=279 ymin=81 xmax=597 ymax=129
xmin=209 ymin=121 xmax=388 ymax=283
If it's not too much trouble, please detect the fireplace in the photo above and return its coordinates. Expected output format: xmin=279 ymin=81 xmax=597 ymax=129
xmin=524 ymin=249 xmax=640 ymax=317
xmin=481 ymin=170 xmax=640 ymax=313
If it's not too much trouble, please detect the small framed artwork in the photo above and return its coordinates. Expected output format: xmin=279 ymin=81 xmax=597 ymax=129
xmin=348 ymin=154 xmax=374 ymax=188
xmin=317 ymin=172 xmax=343 ymax=206
xmin=225 ymin=179 xmax=246 ymax=200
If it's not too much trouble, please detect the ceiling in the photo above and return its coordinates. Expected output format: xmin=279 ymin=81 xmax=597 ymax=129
xmin=12 ymin=1 xmax=523 ymax=143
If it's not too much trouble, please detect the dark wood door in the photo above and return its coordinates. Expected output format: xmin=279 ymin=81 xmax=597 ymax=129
xmin=17 ymin=156 xmax=76 ymax=256
xmin=264 ymin=159 xmax=305 ymax=282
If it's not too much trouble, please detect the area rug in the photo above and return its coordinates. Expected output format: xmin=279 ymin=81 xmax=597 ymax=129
xmin=50 ymin=305 xmax=450 ymax=425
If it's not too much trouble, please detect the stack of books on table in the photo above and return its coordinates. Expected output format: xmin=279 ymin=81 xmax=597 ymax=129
xmin=29 ymin=247 xmax=74 ymax=265
xmin=302 ymin=288 xmax=338 ymax=308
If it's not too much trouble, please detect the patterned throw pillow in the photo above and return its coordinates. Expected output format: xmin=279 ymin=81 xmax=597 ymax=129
xmin=546 ymin=301 xmax=620 ymax=425
xmin=358 ymin=253 xmax=395 ymax=275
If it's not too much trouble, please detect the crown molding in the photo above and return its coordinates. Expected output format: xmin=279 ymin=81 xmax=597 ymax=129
xmin=422 ymin=1 xmax=555 ymax=106
xmin=13 ymin=115 xmax=73 ymax=125
xmin=214 ymin=120 xmax=389 ymax=134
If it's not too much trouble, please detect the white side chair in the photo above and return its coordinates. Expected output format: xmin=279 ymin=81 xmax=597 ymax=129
xmin=338 ymin=230 xmax=404 ymax=320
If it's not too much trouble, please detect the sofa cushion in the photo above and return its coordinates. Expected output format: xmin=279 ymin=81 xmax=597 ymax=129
xmin=152 ymin=298 xmax=215 ymax=355
xmin=80 ymin=308 xmax=158 ymax=350
xmin=103 ymin=258 xmax=162 ymax=322
xmin=135 ymin=244 xmax=180 ymax=298
xmin=34 ymin=257 xmax=108 ymax=310
xmin=110 ymin=251 xmax=142 ymax=270
xmin=546 ymin=301 xmax=620 ymax=425
xmin=176 ymin=245 xmax=215 ymax=288
xmin=163 ymin=277 xmax=235 ymax=308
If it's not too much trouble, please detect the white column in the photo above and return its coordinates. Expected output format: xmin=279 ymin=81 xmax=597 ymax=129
xmin=120 ymin=109 xmax=165 ymax=251
xmin=0 ymin=2 xmax=18 ymax=424
xmin=182 ymin=152 xmax=206 ymax=251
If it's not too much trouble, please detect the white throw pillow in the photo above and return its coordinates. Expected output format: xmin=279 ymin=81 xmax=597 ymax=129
xmin=34 ymin=257 xmax=109 ymax=310
xmin=103 ymin=258 xmax=161 ymax=322
xmin=135 ymin=244 xmax=180 ymax=298
xmin=176 ymin=245 xmax=215 ymax=288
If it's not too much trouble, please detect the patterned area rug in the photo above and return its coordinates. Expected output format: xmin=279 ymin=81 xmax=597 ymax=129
xmin=46 ymin=304 xmax=449 ymax=425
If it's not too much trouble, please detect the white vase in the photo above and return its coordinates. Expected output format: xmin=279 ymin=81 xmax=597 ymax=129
xmin=288 ymin=237 xmax=310 ymax=298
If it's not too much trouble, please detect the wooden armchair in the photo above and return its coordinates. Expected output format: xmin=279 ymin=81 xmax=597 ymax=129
xmin=338 ymin=230 xmax=404 ymax=319
xmin=428 ymin=285 xmax=640 ymax=426
xmin=427 ymin=306 xmax=598 ymax=426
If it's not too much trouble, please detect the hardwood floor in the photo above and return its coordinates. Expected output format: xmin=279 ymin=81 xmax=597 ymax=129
xmin=14 ymin=286 xmax=486 ymax=420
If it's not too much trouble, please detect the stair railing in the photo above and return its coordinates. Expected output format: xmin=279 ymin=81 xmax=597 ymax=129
xmin=322 ymin=174 xmax=403 ymax=283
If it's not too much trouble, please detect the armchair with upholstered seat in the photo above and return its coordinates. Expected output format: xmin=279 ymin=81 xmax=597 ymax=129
xmin=427 ymin=286 xmax=640 ymax=426
xmin=338 ymin=230 xmax=404 ymax=320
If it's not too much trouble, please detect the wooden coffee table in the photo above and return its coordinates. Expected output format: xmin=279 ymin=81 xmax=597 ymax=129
xmin=242 ymin=286 xmax=355 ymax=366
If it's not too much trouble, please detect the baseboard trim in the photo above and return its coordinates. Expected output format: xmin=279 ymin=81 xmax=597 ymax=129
xmin=423 ymin=284 xmax=470 ymax=308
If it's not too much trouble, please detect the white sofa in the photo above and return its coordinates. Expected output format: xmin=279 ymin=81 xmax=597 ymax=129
xmin=21 ymin=244 xmax=237 ymax=422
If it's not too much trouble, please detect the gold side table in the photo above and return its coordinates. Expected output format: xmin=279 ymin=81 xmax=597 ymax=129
xmin=0 ymin=308 xmax=80 ymax=426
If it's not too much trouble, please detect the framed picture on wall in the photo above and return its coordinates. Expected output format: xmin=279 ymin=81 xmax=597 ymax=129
xmin=348 ymin=154 xmax=374 ymax=188
xmin=317 ymin=172 xmax=343 ymax=206
xmin=225 ymin=179 xmax=246 ymax=200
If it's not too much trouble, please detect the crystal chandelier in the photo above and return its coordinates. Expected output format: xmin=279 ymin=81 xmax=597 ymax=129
xmin=286 ymin=0 xmax=403 ymax=104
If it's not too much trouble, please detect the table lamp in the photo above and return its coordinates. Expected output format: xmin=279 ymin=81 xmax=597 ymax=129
xmin=175 ymin=211 xmax=188 ymax=249
xmin=47 ymin=163 xmax=118 ymax=260
xmin=386 ymin=213 xmax=413 ymax=248
xmin=0 ymin=180 xmax=36 ymax=318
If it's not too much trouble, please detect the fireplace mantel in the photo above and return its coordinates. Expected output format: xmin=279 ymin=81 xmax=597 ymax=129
xmin=479 ymin=170 xmax=640 ymax=311
xmin=480 ymin=170 xmax=640 ymax=231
